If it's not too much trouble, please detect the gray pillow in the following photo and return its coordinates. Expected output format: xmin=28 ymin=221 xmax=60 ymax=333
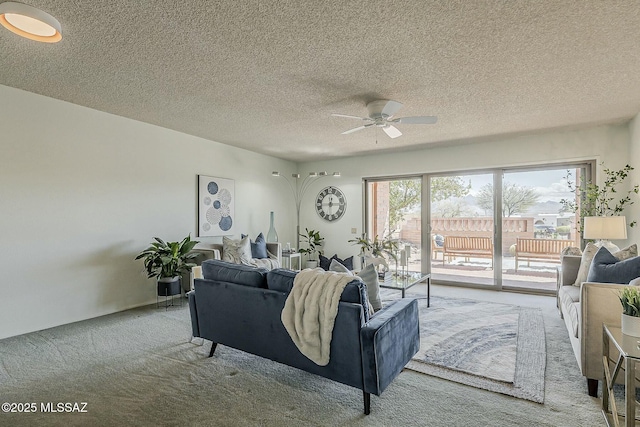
xmin=358 ymin=264 xmax=382 ymax=311
xmin=560 ymin=246 xmax=582 ymax=257
xmin=222 ymin=236 xmax=255 ymax=266
xmin=329 ymin=260 xmax=381 ymax=312
xmin=586 ymin=247 xmax=640 ymax=284
xmin=329 ymin=258 xmax=350 ymax=274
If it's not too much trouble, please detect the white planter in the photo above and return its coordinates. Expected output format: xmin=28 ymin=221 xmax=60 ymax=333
xmin=305 ymin=260 xmax=318 ymax=269
xmin=621 ymin=313 xmax=640 ymax=337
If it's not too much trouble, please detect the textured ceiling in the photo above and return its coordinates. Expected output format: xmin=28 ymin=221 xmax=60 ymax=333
xmin=1 ymin=1 xmax=640 ymax=162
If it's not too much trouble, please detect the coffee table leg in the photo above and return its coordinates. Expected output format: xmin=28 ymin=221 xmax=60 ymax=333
xmin=427 ymin=276 xmax=430 ymax=307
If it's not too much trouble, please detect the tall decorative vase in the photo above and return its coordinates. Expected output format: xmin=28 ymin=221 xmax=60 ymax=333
xmin=267 ymin=211 xmax=278 ymax=242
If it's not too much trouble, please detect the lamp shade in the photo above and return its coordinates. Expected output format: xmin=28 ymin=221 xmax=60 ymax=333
xmin=583 ymin=216 xmax=627 ymax=240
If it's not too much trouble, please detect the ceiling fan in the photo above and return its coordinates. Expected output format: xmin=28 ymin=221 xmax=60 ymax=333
xmin=331 ymin=100 xmax=437 ymax=139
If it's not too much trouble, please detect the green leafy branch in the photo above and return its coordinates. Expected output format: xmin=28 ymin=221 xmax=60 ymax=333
xmin=559 ymin=162 xmax=639 ymax=231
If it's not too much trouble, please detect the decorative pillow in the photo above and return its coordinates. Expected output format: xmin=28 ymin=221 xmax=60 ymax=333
xmin=241 ymin=232 xmax=268 ymax=259
xmin=338 ymin=255 xmax=354 ymax=271
xmin=586 ymin=247 xmax=640 ymax=284
xmin=319 ymin=254 xmax=332 ymax=271
xmin=630 ymin=277 xmax=640 ymax=286
xmin=329 ymin=259 xmax=379 ymax=313
xmin=358 ymin=263 xmax=382 ymax=311
xmin=573 ymin=243 xmax=637 ymax=287
xmin=329 ymin=258 xmax=349 ymax=273
xmin=222 ymin=236 xmax=255 ymax=266
xmin=321 ymin=254 xmax=354 ymax=271
xmin=560 ymin=246 xmax=582 ymax=257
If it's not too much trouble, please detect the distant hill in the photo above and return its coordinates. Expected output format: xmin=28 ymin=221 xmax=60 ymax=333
xmin=523 ymin=200 xmax=563 ymax=215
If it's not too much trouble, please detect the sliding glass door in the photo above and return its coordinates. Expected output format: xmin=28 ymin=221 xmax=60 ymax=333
xmin=500 ymin=167 xmax=584 ymax=292
xmin=365 ymin=177 xmax=422 ymax=274
xmin=365 ymin=161 xmax=591 ymax=295
xmin=429 ymin=172 xmax=497 ymax=288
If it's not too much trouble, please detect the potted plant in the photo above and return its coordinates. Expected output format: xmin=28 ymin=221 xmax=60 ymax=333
xmin=298 ymin=228 xmax=324 ymax=268
xmin=348 ymin=234 xmax=399 ymax=260
xmin=619 ymin=287 xmax=640 ymax=337
xmin=348 ymin=234 xmax=400 ymax=276
xmin=135 ymin=235 xmax=199 ymax=296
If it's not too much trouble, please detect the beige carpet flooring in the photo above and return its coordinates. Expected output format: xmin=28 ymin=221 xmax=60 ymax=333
xmin=0 ymin=285 xmax=604 ymax=426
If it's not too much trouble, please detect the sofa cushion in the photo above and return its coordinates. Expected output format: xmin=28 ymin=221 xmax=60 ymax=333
xmin=573 ymin=243 xmax=637 ymax=286
xmin=222 ymin=235 xmax=255 ymax=265
xmin=559 ymin=284 xmax=580 ymax=307
xmin=266 ymin=268 xmax=368 ymax=314
xmin=266 ymin=268 xmax=297 ymax=292
xmin=241 ymin=232 xmax=268 ymax=259
xmin=587 ymin=246 xmax=640 ymax=284
xmin=201 ymin=259 xmax=268 ymax=288
xmin=567 ymin=301 xmax=580 ymax=338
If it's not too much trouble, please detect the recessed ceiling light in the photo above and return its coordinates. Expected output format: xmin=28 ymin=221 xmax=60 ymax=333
xmin=0 ymin=2 xmax=61 ymax=43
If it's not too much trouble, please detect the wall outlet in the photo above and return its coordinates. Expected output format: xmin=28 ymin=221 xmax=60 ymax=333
xmin=351 ymin=227 xmax=357 ymax=234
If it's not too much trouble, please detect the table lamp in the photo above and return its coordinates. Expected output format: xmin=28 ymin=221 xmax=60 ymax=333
xmin=582 ymin=216 xmax=627 ymax=253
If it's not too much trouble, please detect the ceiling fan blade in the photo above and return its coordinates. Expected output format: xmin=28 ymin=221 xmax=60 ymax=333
xmin=381 ymin=100 xmax=403 ymax=117
xmin=331 ymin=113 xmax=371 ymax=121
xmin=392 ymin=115 xmax=438 ymax=125
xmin=341 ymin=123 xmax=374 ymax=135
xmin=383 ymin=125 xmax=402 ymax=139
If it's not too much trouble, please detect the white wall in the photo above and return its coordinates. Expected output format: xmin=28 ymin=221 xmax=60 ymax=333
xmin=2 ymin=82 xmax=635 ymax=339
xmin=628 ymin=113 xmax=640 ymax=244
xmin=0 ymin=85 xmax=296 ymax=339
xmin=299 ymin=125 xmax=632 ymax=261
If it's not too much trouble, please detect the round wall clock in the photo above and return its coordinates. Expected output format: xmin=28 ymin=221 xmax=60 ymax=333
xmin=316 ymin=186 xmax=347 ymax=222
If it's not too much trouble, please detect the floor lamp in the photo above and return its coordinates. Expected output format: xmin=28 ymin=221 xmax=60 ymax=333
xmin=272 ymin=171 xmax=340 ymax=250
xmin=582 ymin=216 xmax=627 ymax=253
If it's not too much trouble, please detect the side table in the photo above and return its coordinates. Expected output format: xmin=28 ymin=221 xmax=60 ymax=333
xmin=282 ymin=252 xmax=301 ymax=271
xmin=602 ymin=323 xmax=640 ymax=427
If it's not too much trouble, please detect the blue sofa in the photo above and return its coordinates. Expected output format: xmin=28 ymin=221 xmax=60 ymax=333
xmin=188 ymin=259 xmax=420 ymax=414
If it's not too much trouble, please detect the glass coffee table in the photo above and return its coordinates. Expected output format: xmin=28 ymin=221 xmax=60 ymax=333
xmin=380 ymin=271 xmax=431 ymax=307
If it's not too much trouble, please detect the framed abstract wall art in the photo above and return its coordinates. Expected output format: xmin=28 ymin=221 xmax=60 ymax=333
xmin=198 ymin=175 xmax=235 ymax=236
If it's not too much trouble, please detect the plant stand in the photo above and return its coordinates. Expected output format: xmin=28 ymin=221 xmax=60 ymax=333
xmin=157 ymin=277 xmax=182 ymax=310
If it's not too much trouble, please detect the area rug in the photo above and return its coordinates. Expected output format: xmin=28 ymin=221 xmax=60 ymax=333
xmin=405 ymin=296 xmax=546 ymax=403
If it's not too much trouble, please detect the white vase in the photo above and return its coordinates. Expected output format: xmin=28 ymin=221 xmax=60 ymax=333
xmin=306 ymin=260 xmax=318 ymax=269
xmin=621 ymin=313 xmax=640 ymax=337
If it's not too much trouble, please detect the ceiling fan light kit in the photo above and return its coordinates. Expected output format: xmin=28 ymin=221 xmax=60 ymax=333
xmin=332 ymin=99 xmax=437 ymax=139
xmin=0 ymin=1 xmax=62 ymax=43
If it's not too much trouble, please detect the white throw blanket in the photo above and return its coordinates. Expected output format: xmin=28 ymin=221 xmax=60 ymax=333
xmin=281 ymin=268 xmax=354 ymax=366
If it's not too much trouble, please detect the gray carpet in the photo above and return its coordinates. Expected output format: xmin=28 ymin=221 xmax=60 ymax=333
xmin=0 ymin=294 xmax=604 ymax=426
xmin=406 ymin=297 xmax=546 ymax=403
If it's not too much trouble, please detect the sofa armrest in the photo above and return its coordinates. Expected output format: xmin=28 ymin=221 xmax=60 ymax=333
xmin=581 ymin=282 xmax=625 ymax=380
xmin=360 ymin=298 xmax=420 ymax=395
xmin=187 ymin=290 xmax=200 ymax=338
xmin=560 ymin=255 xmax=581 ymax=286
